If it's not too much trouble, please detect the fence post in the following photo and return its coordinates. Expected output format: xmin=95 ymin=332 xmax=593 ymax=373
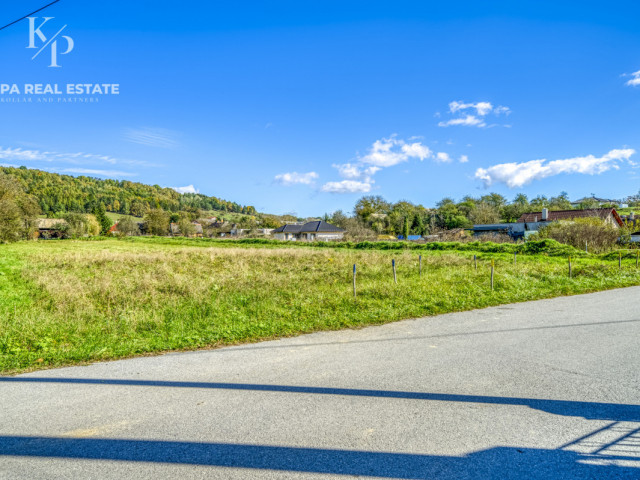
xmin=569 ymin=256 xmax=572 ymax=279
xmin=474 ymin=254 xmax=477 ymax=271
xmin=491 ymin=259 xmax=494 ymax=291
xmin=353 ymin=264 xmax=357 ymax=298
xmin=619 ymin=251 xmax=622 ymax=269
xmin=419 ymin=255 xmax=422 ymax=278
xmin=585 ymin=241 xmax=588 ymax=254
xmin=392 ymin=259 xmax=397 ymax=284
xmin=636 ymin=251 xmax=639 ymax=269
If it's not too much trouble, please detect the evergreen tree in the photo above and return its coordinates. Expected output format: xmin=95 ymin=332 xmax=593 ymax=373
xmin=93 ymin=204 xmax=112 ymax=235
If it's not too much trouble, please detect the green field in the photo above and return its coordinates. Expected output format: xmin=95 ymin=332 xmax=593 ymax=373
xmin=2 ymin=237 xmax=640 ymax=374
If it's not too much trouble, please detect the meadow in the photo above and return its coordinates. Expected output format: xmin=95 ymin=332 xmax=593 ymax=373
xmin=2 ymin=237 xmax=640 ymax=374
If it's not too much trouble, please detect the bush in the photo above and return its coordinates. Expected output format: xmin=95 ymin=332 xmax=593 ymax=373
xmin=0 ymin=174 xmax=39 ymax=243
xmin=116 ymin=216 xmax=140 ymax=236
xmin=532 ymin=218 xmax=619 ymax=253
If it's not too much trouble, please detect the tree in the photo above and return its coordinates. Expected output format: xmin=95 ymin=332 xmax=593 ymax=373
xmin=549 ymin=192 xmax=572 ymax=210
xmin=436 ymin=199 xmax=470 ymax=229
xmin=479 ymin=193 xmax=507 ymax=210
xmin=130 ymin=200 xmax=148 ymax=217
xmin=93 ymin=204 xmax=112 ymax=235
xmin=530 ymin=195 xmax=550 ymax=209
xmin=354 ymin=195 xmax=390 ymax=224
xmin=144 ymin=209 xmax=169 ymax=236
xmin=177 ymin=217 xmax=196 ymax=237
xmin=501 ymin=194 xmax=530 ymax=222
xmin=412 ymin=214 xmax=426 ymax=235
xmin=62 ymin=212 xmax=92 ymax=238
xmin=116 ymin=216 xmax=139 ymax=236
xmin=402 ymin=216 xmax=410 ymax=239
xmin=468 ymin=202 xmax=500 ymax=225
xmin=0 ymin=174 xmax=40 ymax=243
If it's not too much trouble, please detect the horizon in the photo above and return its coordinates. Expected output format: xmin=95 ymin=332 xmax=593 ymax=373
xmin=2 ymin=1 xmax=640 ymax=216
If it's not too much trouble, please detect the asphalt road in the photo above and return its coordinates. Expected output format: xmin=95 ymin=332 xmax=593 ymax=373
xmin=2 ymin=288 xmax=640 ymax=479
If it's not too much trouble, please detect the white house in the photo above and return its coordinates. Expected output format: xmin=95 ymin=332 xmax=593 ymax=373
xmin=273 ymin=221 xmax=345 ymax=241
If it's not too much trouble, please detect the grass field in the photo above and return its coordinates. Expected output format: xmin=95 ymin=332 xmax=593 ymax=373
xmin=2 ymin=237 xmax=640 ymax=374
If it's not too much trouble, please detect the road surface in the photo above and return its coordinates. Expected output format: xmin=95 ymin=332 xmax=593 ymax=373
xmin=2 ymin=287 xmax=640 ymax=479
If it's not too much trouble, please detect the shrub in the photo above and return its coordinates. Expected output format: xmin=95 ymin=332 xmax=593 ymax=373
xmin=0 ymin=174 xmax=40 ymax=243
xmin=532 ymin=218 xmax=619 ymax=253
xmin=116 ymin=216 xmax=140 ymax=236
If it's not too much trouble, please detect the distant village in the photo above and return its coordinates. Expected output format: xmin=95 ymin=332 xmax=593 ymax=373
xmin=34 ymin=195 xmax=640 ymax=244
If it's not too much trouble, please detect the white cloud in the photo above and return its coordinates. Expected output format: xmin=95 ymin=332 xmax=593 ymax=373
xmin=332 ymin=163 xmax=380 ymax=180
xmin=626 ymin=70 xmax=640 ymax=86
xmin=171 ymin=185 xmax=199 ymax=194
xmin=124 ymin=127 xmax=179 ymax=148
xmin=449 ymin=101 xmax=494 ymax=116
xmin=438 ymin=115 xmax=486 ymax=128
xmin=435 ymin=152 xmax=452 ymax=163
xmin=318 ymin=136 xmax=453 ymax=194
xmin=0 ymin=145 xmax=154 ymax=168
xmin=475 ymin=148 xmax=635 ymax=188
xmin=274 ymin=171 xmax=319 ymax=186
xmin=401 ymin=142 xmax=432 ymax=160
xmin=61 ymin=168 xmax=137 ymax=177
xmin=0 ymin=147 xmax=46 ymax=161
xmin=360 ymin=136 xmax=433 ymax=167
xmin=459 ymin=155 xmax=469 ymax=163
xmin=438 ymin=101 xmax=510 ymax=128
xmin=321 ymin=180 xmax=372 ymax=194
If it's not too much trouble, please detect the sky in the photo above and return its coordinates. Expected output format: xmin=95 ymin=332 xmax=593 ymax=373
xmin=2 ymin=1 xmax=640 ymax=216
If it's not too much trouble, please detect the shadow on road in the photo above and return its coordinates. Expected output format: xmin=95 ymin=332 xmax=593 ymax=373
xmin=2 ymin=377 xmax=639 ymax=421
xmin=0 ymin=436 xmax=638 ymax=479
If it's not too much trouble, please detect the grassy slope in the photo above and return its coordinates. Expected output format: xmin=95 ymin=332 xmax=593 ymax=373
xmin=2 ymin=238 xmax=640 ymax=374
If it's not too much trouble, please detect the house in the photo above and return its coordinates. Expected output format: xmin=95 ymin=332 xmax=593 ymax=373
xmin=109 ymin=220 xmax=145 ymax=236
xmin=36 ymin=218 xmax=68 ymax=238
xmin=273 ymin=221 xmax=345 ymax=241
xmin=570 ymin=196 xmax=620 ymax=208
xmin=517 ymin=208 xmax=624 ymax=228
xmin=472 ymin=208 xmax=624 ymax=241
xmin=471 ymin=221 xmax=544 ymax=241
xmin=170 ymin=221 xmax=204 ymax=237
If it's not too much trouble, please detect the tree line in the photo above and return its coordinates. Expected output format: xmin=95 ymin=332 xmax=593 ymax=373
xmin=326 ymin=192 xmax=629 ymax=239
xmin=1 ymin=166 xmax=256 ymax=217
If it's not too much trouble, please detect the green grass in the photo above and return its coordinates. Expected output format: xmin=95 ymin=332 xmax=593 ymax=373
xmin=2 ymin=237 xmax=640 ymax=374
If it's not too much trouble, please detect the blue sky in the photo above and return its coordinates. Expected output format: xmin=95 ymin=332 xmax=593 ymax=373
xmin=2 ymin=1 xmax=640 ymax=216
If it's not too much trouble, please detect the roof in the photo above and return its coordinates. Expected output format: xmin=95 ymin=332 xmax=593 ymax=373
xmin=299 ymin=221 xmax=345 ymax=233
xmin=571 ymin=196 xmax=618 ymax=204
xmin=273 ymin=221 xmax=345 ymax=234
xmin=517 ymin=208 xmax=623 ymax=227
xmin=273 ymin=224 xmax=304 ymax=234
xmin=170 ymin=222 xmax=204 ymax=235
xmin=36 ymin=218 xmax=68 ymax=229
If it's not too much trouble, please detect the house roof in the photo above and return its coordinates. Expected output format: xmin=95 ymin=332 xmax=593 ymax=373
xmin=273 ymin=221 xmax=345 ymax=234
xmin=273 ymin=224 xmax=304 ymax=233
xmin=36 ymin=218 xmax=68 ymax=229
xmin=299 ymin=221 xmax=345 ymax=233
xmin=571 ymin=196 xmax=618 ymax=204
xmin=170 ymin=222 xmax=204 ymax=234
xmin=517 ymin=208 xmax=623 ymax=227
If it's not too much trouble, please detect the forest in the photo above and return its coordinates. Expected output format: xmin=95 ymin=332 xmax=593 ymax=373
xmin=1 ymin=166 xmax=255 ymax=216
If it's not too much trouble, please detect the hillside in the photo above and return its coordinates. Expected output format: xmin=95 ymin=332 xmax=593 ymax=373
xmin=1 ymin=166 xmax=255 ymax=217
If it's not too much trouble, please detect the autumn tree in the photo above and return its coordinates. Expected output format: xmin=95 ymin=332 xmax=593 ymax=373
xmin=0 ymin=174 xmax=40 ymax=243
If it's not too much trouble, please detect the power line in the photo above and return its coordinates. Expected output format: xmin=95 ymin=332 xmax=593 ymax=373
xmin=0 ymin=0 xmax=62 ymax=32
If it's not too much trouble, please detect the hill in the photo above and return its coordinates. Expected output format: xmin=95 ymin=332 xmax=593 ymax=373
xmin=1 ymin=166 xmax=256 ymax=217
